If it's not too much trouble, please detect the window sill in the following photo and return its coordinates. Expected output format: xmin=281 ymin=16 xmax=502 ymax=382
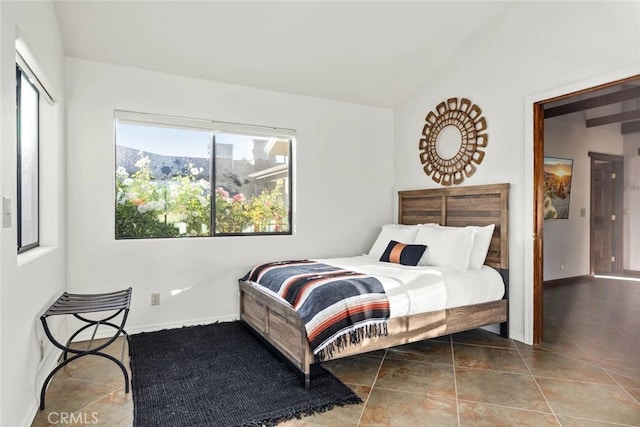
xmin=17 ymin=246 xmax=56 ymax=267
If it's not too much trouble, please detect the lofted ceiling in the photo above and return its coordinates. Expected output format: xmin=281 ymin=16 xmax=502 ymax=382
xmin=52 ymin=1 xmax=510 ymax=108
xmin=543 ymin=80 xmax=640 ymax=135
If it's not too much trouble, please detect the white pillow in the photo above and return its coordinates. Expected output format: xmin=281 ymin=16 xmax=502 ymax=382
xmin=469 ymin=224 xmax=495 ymax=268
xmin=413 ymin=226 xmax=475 ymax=270
xmin=434 ymin=224 xmax=495 ymax=269
xmin=368 ymin=224 xmax=419 ymax=259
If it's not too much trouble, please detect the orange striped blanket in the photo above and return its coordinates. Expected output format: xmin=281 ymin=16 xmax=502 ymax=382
xmin=244 ymin=260 xmax=390 ymax=360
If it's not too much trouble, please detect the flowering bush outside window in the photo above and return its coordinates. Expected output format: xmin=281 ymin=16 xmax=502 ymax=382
xmin=214 ymin=180 xmax=287 ymax=234
xmin=114 ymin=113 xmax=292 ymax=239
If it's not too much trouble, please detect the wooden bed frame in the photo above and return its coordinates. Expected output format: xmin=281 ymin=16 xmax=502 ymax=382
xmin=239 ymin=183 xmax=510 ymax=387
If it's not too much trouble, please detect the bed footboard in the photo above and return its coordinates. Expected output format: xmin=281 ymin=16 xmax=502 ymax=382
xmin=239 ymin=279 xmax=313 ymax=387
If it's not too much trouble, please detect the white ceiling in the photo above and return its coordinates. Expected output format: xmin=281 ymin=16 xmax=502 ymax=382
xmin=52 ymin=1 xmax=510 ymax=108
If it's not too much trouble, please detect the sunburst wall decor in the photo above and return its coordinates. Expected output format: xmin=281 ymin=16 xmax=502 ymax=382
xmin=418 ymin=97 xmax=488 ymax=186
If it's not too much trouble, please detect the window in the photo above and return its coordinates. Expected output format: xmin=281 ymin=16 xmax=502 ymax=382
xmin=16 ymin=65 xmax=39 ymax=252
xmin=114 ymin=112 xmax=293 ymax=239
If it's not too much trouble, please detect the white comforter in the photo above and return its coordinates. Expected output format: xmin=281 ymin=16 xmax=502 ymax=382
xmin=313 ymin=255 xmax=505 ymax=319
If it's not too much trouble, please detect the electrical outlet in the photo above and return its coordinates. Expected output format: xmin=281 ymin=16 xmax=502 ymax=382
xmin=151 ymin=292 xmax=160 ymax=305
xmin=560 ymin=262 xmax=565 ymax=270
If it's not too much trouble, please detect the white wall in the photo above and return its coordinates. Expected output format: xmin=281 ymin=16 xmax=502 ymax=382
xmin=65 ymin=58 xmax=394 ymax=334
xmin=0 ymin=1 xmax=66 ymax=426
xmin=543 ymin=113 xmax=624 ymax=280
xmin=393 ymin=1 xmax=640 ymax=343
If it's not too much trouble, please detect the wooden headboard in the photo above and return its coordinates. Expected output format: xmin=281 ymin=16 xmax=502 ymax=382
xmin=398 ymin=183 xmax=509 ymax=270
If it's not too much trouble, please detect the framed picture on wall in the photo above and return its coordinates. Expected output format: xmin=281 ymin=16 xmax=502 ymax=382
xmin=543 ymin=156 xmax=573 ymax=219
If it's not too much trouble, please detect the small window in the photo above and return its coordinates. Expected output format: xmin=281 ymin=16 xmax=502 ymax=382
xmin=16 ymin=65 xmax=39 ymax=252
xmin=114 ymin=112 xmax=293 ymax=239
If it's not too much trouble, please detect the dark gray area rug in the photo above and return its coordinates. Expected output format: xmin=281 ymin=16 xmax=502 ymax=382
xmin=129 ymin=321 xmax=361 ymax=427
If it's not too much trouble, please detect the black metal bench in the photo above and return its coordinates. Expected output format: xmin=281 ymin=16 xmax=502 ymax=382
xmin=39 ymin=287 xmax=132 ymax=410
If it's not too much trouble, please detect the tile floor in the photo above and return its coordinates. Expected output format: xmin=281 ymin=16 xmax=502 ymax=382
xmin=32 ymin=277 xmax=640 ymax=426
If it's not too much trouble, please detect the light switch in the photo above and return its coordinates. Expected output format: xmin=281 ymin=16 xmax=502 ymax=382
xmin=580 ymin=208 xmax=586 ymax=217
xmin=3 ymin=197 xmax=12 ymax=227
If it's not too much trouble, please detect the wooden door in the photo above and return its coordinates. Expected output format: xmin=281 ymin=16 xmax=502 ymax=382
xmin=592 ymin=161 xmax=614 ymax=274
xmin=590 ymin=153 xmax=624 ymax=275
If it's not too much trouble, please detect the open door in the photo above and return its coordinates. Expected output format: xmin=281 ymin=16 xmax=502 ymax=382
xmin=590 ymin=152 xmax=624 ymax=275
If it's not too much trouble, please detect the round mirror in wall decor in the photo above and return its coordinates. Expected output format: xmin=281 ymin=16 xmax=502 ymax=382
xmin=419 ymin=97 xmax=488 ymax=186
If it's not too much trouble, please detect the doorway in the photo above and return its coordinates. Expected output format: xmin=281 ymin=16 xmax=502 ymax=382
xmin=532 ymin=75 xmax=640 ymax=345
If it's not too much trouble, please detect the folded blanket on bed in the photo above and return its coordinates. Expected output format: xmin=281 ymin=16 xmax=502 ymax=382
xmin=244 ymin=260 xmax=390 ymax=360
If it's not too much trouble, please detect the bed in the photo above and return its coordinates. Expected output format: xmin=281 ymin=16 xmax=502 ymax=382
xmin=239 ymin=183 xmax=509 ymax=387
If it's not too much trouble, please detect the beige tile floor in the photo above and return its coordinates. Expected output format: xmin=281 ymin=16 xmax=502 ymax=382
xmin=32 ymin=277 xmax=640 ymax=426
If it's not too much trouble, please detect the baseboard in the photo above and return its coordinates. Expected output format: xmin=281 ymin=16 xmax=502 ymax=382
xmin=509 ymin=330 xmax=526 ymax=344
xmin=28 ymin=347 xmax=64 ymax=427
xmin=545 ymin=272 xmax=640 ymax=284
xmin=482 ymin=323 xmax=525 ymax=344
xmin=543 ymin=275 xmax=590 ymax=287
xmin=24 ymin=399 xmax=40 ymax=427
xmin=72 ymin=314 xmax=239 ymax=342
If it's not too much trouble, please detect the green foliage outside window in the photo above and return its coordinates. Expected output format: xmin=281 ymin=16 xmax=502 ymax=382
xmin=116 ymin=154 xmax=288 ymax=238
xmin=116 ymin=156 xmax=210 ymax=238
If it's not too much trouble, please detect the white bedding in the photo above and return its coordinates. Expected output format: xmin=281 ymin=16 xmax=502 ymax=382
xmin=313 ymin=255 xmax=505 ymax=319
